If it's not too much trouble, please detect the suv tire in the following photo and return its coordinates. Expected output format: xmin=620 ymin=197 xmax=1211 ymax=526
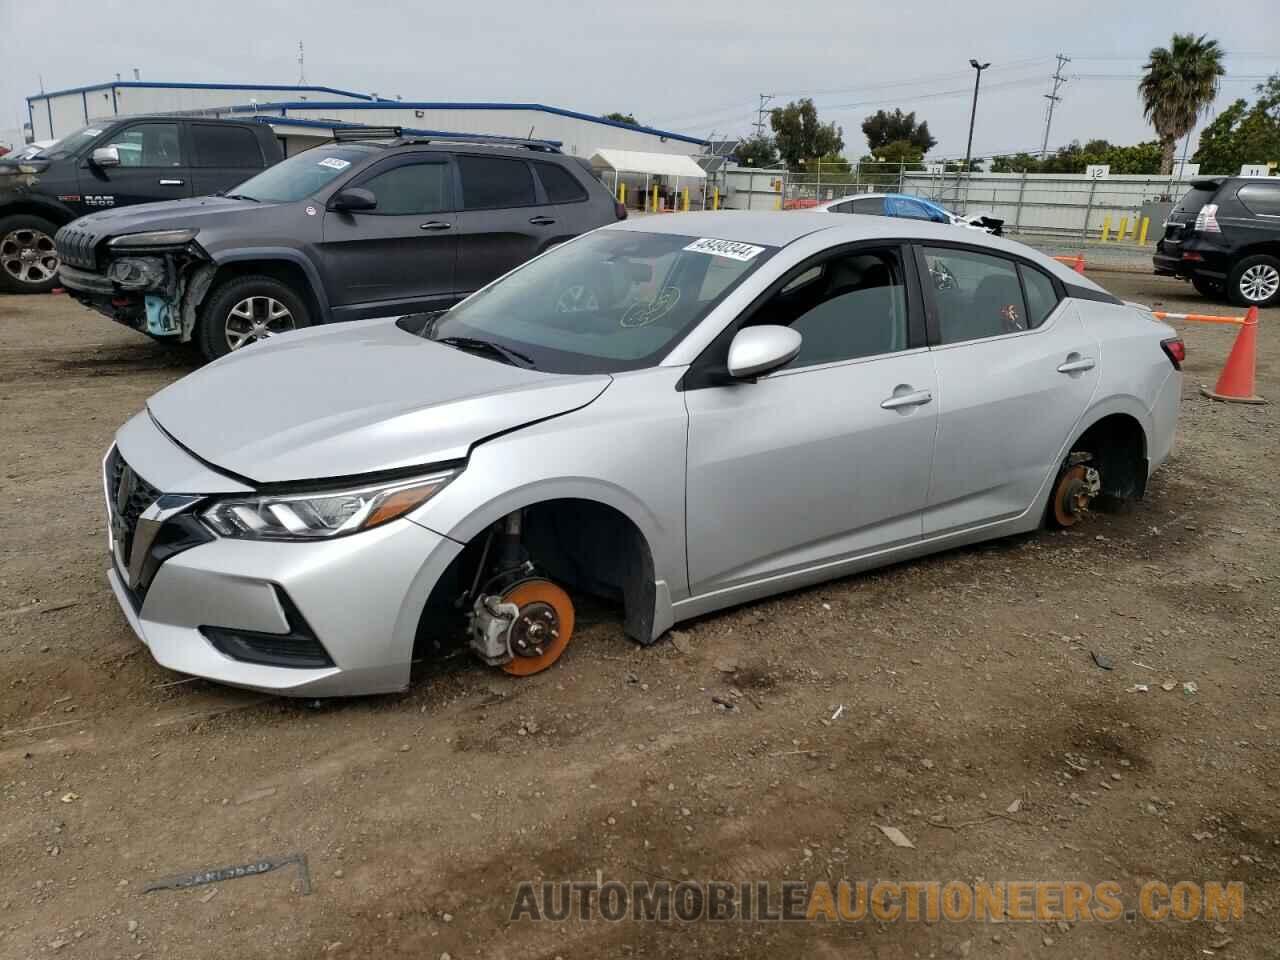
xmin=196 ymin=275 xmax=312 ymax=362
xmin=1226 ymin=254 xmax=1280 ymax=308
xmin=0 ymin=213 xmax=61 ymax=294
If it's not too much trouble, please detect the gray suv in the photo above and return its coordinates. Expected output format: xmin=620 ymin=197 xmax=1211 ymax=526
xmin=56 ymin=132 xmax=625 ymax=359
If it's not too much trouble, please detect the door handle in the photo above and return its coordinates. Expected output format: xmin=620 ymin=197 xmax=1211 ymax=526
xmin=529 ymin=216 xmax=556 ymax=226
xmin=419 ymin=221 xmax=452 ymax=231
xmin=880 ymin=388 xmax=933 ymax=410
xmin=1057 ymin=356 xmax=1096 ymax=374
xmin=158 ymin=179 xmax=184 ymax=186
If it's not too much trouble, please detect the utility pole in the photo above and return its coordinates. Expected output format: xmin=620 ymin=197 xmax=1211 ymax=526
xmin=297 ymin=41 xmax=306 ymax=85
xmin=1039 ymin=53 xmax=1071 ymax=159
xmin=957 ymin=59 xmax=991 ymax=207
xmin=753 ymin=94 xmax=774 ymax=139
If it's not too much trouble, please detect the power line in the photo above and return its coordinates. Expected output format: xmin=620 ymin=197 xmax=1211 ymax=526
xmin=753 ymin=93 xmax=774 ymax=139
xmin=1040 ymin=53 xmax=1070 ymax=158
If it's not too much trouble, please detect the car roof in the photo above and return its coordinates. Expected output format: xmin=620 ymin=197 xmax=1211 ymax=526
xmin=606 ymin=211 xmax=1111 ymax=292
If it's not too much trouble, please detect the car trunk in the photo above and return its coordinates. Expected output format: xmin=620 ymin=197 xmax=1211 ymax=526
xmin=1159 ymin=180 xmax=1222 ymax=247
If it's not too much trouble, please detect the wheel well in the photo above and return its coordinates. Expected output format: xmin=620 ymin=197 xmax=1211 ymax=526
xmin=204 ymin=260 xmax=322 ymax=321
xmin=1235 ymin=243 xmax=1280 ymax=265
xmin=1069 ymin=413 xmax=1148 ymax=499
xmin=0 ymin=202 xmax=71 ymax=227
xmin=415 ymin=498 xmax=658 ymax=655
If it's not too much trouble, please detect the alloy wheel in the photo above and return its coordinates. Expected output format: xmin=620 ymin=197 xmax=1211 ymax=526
xmin=1238 ymin=264 xmax=1280 ymax=303
xmin=224 ymin=296 xmax=295 ymax=350
xmin=0 ymin=228 xmax=59 ymax=286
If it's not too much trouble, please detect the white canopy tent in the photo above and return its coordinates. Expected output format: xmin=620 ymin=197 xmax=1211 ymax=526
xmin=590 ymin=148 xmax=707 ymax=211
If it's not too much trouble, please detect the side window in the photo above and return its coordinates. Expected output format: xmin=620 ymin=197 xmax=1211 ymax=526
xmin=532 ymin=161 xmax=588 ymax=204
xmin=848 ymin=197 xmax=885 ymax=215
xmin=457 ymin=155 xmax=536 ymax=210
xmin=356 ymin=161 xmax=451 ymax=215
xmin=1237 ymin=184 xmax=1280 ymax=217
xmin=751 ymin=249 xmax=908 ymax=368
xmin=192 ymin=124 xmax=263 ymax=168
xmin=1019 ymin=264 xmax=1060 ymax=328
xmin=923 ymin=246 xmax=1028 ymax=344
xmin=886 ymin=196 xmax=931 ymax=221
xmin=103 ymin=123 xmax=183 ymax=167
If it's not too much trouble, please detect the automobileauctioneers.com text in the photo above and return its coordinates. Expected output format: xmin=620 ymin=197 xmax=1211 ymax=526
xmin=510 ymin=879 xmax=1245 ymax=924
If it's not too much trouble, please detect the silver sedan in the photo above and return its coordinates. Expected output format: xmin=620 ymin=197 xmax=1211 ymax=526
xmin=103 ymin=212 xmax=1183 ymax=696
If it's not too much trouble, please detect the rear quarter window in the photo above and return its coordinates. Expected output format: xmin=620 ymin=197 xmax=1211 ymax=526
xmin=533 ymin=161 xmax=588 ymax=204
xmin=1236 ymin=183 xmax=1280 ymax=217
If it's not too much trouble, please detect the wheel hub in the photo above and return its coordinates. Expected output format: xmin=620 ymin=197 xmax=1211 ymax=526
xmin=1 ymin=228 xmax=59 ymax=285
xmin=1052 ymin=464 xmax=1101 ymax=527
xmin=1240 ymin=264 xmax=1279 ymax=303
xmin=509 ymin=601 xmax=560 ymax=658
xmin=224 ymin=295 xmax=295 ymax=350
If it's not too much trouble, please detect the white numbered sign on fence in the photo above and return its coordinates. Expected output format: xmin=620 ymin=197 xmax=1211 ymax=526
xmin=1240 ymin=164 xmax=1270 ymax=177
xmin=1086 ymin=165 xmax=1110 ymax=180
xmin=925 ymin=163 xmax=945 ymax=175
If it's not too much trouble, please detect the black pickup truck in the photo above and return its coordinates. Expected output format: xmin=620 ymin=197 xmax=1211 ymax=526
xmin=0 ymin=116 xmax=281 ymax=293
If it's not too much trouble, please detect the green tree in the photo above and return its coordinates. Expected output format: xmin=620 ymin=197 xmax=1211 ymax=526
xmin=857 ymin=140 xmax=923 ymax=186
xmin=602 ymin=112 xmax=638 ymax=125
xmin=1193 ymin=74 xmax=1280 ymax=173
xmin=990 ymin=152 xmax=1041 ymax=173
xmin=734 ymin=134 xmax=779 ymax=168
xmin=1139 ymin=33 xmax=1226 ymax=174
xmin=861 ymin=108 xmax=936 ymax=153
xmin=770 ymin=98 xmax=844 ymax=170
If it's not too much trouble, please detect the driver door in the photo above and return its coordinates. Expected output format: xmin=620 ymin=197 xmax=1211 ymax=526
xmin=79 ymin=121 xmax=194 ymax=208
xmin=683 ymin=244 xmax=938 ymax=598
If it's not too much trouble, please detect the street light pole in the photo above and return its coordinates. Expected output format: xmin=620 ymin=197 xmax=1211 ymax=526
xmin=958 ymin=58 xmax=991 ymax=210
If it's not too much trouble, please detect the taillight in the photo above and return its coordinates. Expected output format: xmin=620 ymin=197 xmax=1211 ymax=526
xmin=614 ymin=200 xmax=628 ymax=221
xmin=1193 ymin=203 xmax=1221 ymax=233
xmin=1161 ymin=337 xmax=1185 ymax=369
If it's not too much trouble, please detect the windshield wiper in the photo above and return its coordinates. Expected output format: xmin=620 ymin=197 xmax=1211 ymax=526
xmin=435 ymin=336 xmax=535 ymax=368
xmin=223 ymin=193 xmax=260 ymax=202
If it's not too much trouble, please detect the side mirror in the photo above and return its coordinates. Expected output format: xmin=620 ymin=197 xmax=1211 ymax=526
xmin=727 ymin=325 xmax=802 ymax=380
xmin=91 ymin=146 xmax=121 ymax=168
xmin=330 ymin=187 xmax=377 ymax=212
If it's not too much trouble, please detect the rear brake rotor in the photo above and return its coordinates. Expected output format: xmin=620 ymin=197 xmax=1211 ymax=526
xmin=1052 ymin=465 xmax=1093 ymax=527
xmin=500 ymin=579 xmax=575 ymax=676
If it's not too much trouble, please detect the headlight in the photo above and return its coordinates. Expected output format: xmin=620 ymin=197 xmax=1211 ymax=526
xmin=201 ymin=471 xmax=456 ymax=541
xmin=109 ymin=229 xmax=199 ymax=248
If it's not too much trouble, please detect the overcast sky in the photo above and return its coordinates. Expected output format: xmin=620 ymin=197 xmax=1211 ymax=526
xmin=2 ymin=0 xmax=1277 ymax=157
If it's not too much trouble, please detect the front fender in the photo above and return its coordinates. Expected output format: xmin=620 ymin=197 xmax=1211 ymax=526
xmin=0 ymin=191 xmax=77 ymax=224
xmin=211 ymin=247 xmax=331 ymax=316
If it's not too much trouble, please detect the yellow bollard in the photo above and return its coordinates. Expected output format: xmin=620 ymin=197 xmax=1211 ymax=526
xmin=651 ymin=185 xmax=658 ymax=212
xmin=618 ymin=182 xmax=626 ymax=205
xmin=1138 ymin=216 xmax=1150 ymax=246
xmin=1101 ymin=215 xmax=1112 ymax=243
xmin=682 ymin=188 xmax=689 ymax=212
xmin=1117 ymin=216 xmax=1129 ymax=242
xmin=713 ymin=188 xmax=720 ymax=210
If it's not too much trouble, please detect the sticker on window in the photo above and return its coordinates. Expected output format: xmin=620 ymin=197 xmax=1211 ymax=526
xmin=317 ymin=157 xmax=351 ymax=171
xmin=82 ymin=128 xmax=103 ymax=137
xmin=683 ymin=238 xmax=765 ymax=262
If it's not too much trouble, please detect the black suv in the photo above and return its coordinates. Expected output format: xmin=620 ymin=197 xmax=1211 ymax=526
xmin=1154 ymin=176 xmax=1280 ymax=307
xmin=0 ymin=116 xmax=281 ymax=294
xmin=55 ymin=132 xmax=626 ymax=360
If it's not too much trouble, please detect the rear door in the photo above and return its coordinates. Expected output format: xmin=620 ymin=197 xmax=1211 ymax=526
xmin=529 ymin=158 xmax=599 ymax=240
xmin=319 ymin=153 xmax=457 ymax=317
xmin=917 ymin=244 xmax=1099 ymax=535
xmin=78 ymin=120 xmax=193 ymax=207
xmin=188 ymin=122 xmax=269 ymax=197
xmin=450 ymin=153 xmax=555 ymax=294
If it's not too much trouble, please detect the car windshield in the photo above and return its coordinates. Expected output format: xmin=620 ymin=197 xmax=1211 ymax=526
xmin=228 ymin=144 xmax=381 ymax=202
xmin=37 ymin=126 xmax=104 ymax=159
xmin=414 ymin=230 xmax=775 ymax=374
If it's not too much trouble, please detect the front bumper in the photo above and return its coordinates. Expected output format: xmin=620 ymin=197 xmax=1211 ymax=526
xmin=105 ymin=415 xmax=463 ymax=696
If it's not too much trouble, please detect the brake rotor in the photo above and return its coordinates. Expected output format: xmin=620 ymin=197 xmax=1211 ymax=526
xmin=500 ymin=579 xmax=575 ymax=676
xmin=1051 ymin=465 xmax=1092 ymax=527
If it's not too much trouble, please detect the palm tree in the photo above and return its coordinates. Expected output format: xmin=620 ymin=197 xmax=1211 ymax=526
xmin=1140 ymin=34 xmax=1226 ymax=174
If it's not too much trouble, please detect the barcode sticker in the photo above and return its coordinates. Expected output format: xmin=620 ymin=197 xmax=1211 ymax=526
xmin=683 ymin=238 xmax=765 ymax=261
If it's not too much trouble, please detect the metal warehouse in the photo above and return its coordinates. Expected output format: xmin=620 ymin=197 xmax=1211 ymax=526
xmin=26 ymin=81 xmax=705 ymax=160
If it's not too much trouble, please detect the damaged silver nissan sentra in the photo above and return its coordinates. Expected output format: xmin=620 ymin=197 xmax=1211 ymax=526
xmin=103 ymin=212 xmax=1183 ymax=696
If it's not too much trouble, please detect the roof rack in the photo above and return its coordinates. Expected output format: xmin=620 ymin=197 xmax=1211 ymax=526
xmin=399 ymin=135 xmax=561 ymax=153
xmin=331 ymin=126 xmax=402 ymax=141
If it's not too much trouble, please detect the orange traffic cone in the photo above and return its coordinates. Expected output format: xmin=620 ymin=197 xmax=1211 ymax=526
xmin=1200 ymin=307 xmax=1265 ymax=404
xmin=1072 ymin=254 xmax=1085 ymax=274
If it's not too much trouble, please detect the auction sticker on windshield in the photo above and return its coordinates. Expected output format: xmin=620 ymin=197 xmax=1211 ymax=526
xmin=317 ymin=157 xmax=352 ymax=171
xmin=683 ymin=238 xmax=765 ymax=262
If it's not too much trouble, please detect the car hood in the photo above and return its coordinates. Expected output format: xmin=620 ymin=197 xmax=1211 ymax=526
xmin=69 ymin=195 xmax=276 ymax=236
xmin=145 ymin=318 xmax=611 ymax=484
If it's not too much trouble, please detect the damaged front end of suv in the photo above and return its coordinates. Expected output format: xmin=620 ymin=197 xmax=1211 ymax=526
xmin=56 ymin=225 xmax=218 ymax=341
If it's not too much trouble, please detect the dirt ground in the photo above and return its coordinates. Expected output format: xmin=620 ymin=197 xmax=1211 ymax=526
xmin=1 ymin=275 xmax=1277 ymax=960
